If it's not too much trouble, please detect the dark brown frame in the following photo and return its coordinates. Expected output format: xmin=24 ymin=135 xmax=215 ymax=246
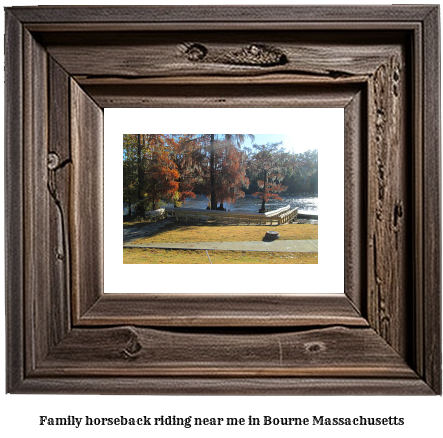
xmin=5 ymin=5 xmax=441 ymax=394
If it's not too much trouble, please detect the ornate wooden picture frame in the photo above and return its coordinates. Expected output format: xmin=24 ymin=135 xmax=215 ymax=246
xmin=5 ymin=5 xmax=441 ymax=394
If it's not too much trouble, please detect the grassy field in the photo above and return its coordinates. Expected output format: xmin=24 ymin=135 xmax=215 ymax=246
xmin=123 ymin=218 xmax=157 ymax=229
xmin=124 ymin=247 xmax=318 ymax=264
xmin=132 ymin=222 xmax=318 ymax=245
xmin=124 ymin=222 xmax=318 ymax=264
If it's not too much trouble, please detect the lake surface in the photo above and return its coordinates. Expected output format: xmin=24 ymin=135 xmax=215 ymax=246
xmin=125 ymin=194 xmax=318 ymax=215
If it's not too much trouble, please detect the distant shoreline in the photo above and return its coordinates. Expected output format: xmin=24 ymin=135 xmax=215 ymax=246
xmin=124 ymin=193 xmax=318 ymax=216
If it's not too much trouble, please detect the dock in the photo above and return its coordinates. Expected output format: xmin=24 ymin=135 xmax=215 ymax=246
xmin=165 ymin=205 xmax=298 ymax=226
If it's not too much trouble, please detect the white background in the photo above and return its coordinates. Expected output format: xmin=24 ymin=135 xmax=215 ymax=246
xmin=107 ymin=108 xmax=344 ymax=294
xmin=1 ymin=1 xmax=442 ymax=437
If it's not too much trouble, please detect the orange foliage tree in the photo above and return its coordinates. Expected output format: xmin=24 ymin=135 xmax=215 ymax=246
xmin=123 ymin=134 xmax=180 ymax=216
xmin=142 ymin=135 xmax=180 ymax=211
xmin=195 ymin=134 xmax=253 ymax=210
xmin=214 ymin=137 xmax=250 ymax=210
xmin=124 ymin=133 xmax=254 ymax=215
xmin=165 ymin=134 xmax=203 ymax=205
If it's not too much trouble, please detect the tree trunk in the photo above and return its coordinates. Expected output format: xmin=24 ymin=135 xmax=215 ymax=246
xmin=260 ymin=198 xmax=266 ymax=213
xmin=210 ymin=134 xmax=217 ymax=210
xmin=136 ymin=134 xmax=145 ymax=217
xmin=260 ymin=170 xmax=267 ymax=213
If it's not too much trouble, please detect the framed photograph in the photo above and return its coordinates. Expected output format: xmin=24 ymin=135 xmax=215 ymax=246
xmin=110 ymin=108 xmax=342 ymax=294
xmin=5 ymin=5 xmax=440 ymax=394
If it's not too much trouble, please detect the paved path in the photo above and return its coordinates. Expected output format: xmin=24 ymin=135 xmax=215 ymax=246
xmin=123 ymin=218 xmax=173 ymax=244
xmin=124 ymin=239 xmax=318 ymax=253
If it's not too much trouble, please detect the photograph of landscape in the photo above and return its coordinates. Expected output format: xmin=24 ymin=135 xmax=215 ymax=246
xmin=123 ymin=134 xmax=318 ymax=264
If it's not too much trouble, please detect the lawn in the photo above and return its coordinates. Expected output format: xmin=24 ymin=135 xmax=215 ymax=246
xmin=125 ymin=222 xmax=318 ymax=264
xmin=123 ymin=248 xmax=318 ymax=264
xmin=123 ymin=218 xmax=158 ymax=229
xmin=131 ymin=222 xmax=318 ymax=245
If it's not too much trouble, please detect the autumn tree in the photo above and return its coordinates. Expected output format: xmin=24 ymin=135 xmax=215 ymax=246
xmin=215 ymin=137 xmax=250 ymax=210
xmin=123 ymin=134 xmax=181 ymax=216
xmin=124 ymin=133 xmax=255 ymax=215
xmin=165 ymin=134 xmax=203 ymax=206
xmin=248 ymin=142 xmax=294 ymax=212
xmin=143 ymin=146 xmax=180 ymax=211
xmin=197 ymin=134 xmax=253 ymax=210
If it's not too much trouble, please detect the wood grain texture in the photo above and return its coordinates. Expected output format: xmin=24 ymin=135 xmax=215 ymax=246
xmin=411 ymin=19 xmax=425 ymax=383
xmin=41 ymin=31 xmax=402 ymax=80
xmin=344 ymin=90 xmax=366 ymax=314
xmin=70 ymin=80 xmax=104 ymax=320
xmin=21 ymin=33 xmax=74 ymax=379
xmin=4 ymin=10 xmax=24 ymax=393
xmin=422 ymin=6 xmax=441 ymax=394
xmin=37 ymin=326 xmax=415 ymax=378
xmin=48 ymin=57 xmax=72 ymax=345
xmin=4 ymin=5 xmax=441 ymax=395
xmin=8 ymin=5 xmax=436 ymax=23
xmin=84 ymin=83 xmax=360 ymax=109
xmin=79 ymin=294 xmax=367 ymax=327
xmin=13 ymin=376 xmax=434 ymax=396
xmin=25 ymin=23 xmax=426 ymax=34
xmin=23 ymin=29 xmax=50 ymax=371
xmin=366 ymin=50 xmax=409 ymax=358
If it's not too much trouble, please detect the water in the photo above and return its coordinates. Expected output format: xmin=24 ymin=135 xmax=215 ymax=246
xmin=124 ymin=194 xmax=318 ymax=215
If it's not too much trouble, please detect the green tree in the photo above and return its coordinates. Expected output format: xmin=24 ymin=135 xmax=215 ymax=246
xmin=123 ymin=134 xmax=139 ymax=216
xmin=248 ymin=142 xmax=294 ymax=212
xmin=283 ymin=149 xmax=318 ymax=194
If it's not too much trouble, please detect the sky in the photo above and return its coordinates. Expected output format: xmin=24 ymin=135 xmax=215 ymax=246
xmin=125 ymin=134 xmax=318 ymax=156
xmin=241 ymin=134 xmax=314 ymax=154
xmin=203 ymin=134 xmax=316 ymax=154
